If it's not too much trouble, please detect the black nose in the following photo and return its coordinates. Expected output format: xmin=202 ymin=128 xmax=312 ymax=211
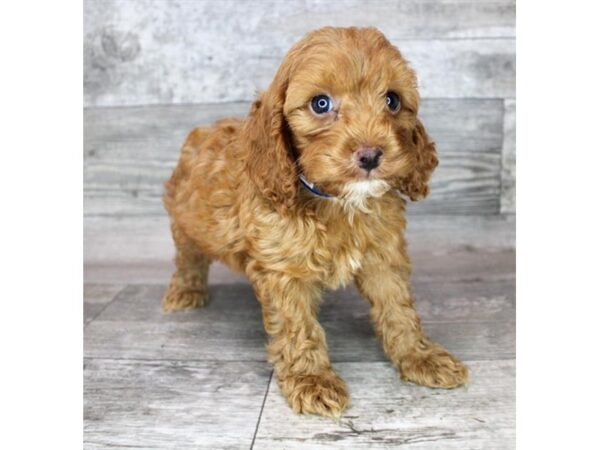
xmin=356 ymin=147 xmax=383 ymax=171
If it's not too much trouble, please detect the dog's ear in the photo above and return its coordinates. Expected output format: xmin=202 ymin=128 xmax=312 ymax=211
xmin=397 ymin=118 xmax=438 ymax=201
xmin=243 ymin=70 xmax=298 ymax=212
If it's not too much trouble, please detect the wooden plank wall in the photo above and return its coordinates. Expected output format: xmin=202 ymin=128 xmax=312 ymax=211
xmin=84 ymin=0 xmax=516 ymax=216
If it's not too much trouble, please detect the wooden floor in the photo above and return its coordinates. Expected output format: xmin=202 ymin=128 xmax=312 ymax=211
xmin=84 ymin=214 xmax=515 ymax=449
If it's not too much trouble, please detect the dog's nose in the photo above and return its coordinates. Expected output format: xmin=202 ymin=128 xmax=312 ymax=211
xmin=356 ymin=147 xmax=383 ymax=171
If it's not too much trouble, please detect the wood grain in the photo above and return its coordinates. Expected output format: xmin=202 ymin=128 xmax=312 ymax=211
xmin=84 ymin=269 xmax=514 ymax=363
xmin=84 ymin=214 xmax=514 ymax=262
xmin=84 ymin=358 xmax=271 ymax=449
xmin=84 ymin=0 xmax=515 ymax=106
xmin=84 ymin=249 xmax=517 ymax=287
xmin=83 ymin=3 xmax=515 ymax=446
xmin=253 ymin=360 xmax=515 ymax=449
xmin=83 ymin=216 xmax=515 ymax=448
xmin=84 ymin=99 xmax=504 ymax=216
xmin=501 ymin=99 xmax=516 ymax=213
xmin=84 ymin=283 xmax=125 ymax=324
xmin=83 ymin=214 xmax=515 ymax=287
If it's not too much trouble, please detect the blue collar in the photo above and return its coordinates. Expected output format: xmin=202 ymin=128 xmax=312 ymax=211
xmin=299 ymin=174 xmax=334 ymax=198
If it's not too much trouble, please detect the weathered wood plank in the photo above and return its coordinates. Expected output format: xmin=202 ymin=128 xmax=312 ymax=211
xmin=84 ymin=99 xmax=504 ymax=216
xmin=84 ymin=100 xmax=502 ymax=162
xmin=406 ymin=214 xmax=515 ymax=251
xmin=87 ymin=157 xmax=502 ymax=197
xmin=84 ymin=0 xmax=515 ymax=106
xmin=84 ymin=248 xmax=515 ymax=286
xmin=325 ymin=277 xmax=515 ymax=362
xmin=84 ymin=175 xmax=502 ymax=216
xmin=84 ymin=188 xmax=164 ymax=217
xmin=411 ymin=249 xmax=515 ymax=283
xmin=84 ymin=215 xmax=172 ymax=264
xmin=403 ymin=38 xmax=515 ymax=99
xmin=84 ymin=153 xmax=501 ymax=216
xmin=324 ymin=278 xmax=515 ymax=362
xmin=501 ymin=99 xmax=516 ymax=213
xmin=84 ymin=259 xmax=249 ymax=286
xmin=84 ymin=273 xmax=514 ymax=363
xmin=84 ymin=358 xmax=271 ymax=449
xmin=84 ymin=316 xmax=513 ymax=362
xmin=84 ymin=283 xmax=125 ymax=324
xmin=253 ymin=360 xmax=515 ymax=449
xmin=84 ymin=284 xmax=267 ymax=361
xmin=84 ymin=103 xmax=251 ymax=162
xmin=83 ymin=214 xmax=514 ymax=286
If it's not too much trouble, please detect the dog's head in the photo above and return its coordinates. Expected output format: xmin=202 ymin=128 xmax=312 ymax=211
xmin=244 ymin=27 xmax=437 ymax=211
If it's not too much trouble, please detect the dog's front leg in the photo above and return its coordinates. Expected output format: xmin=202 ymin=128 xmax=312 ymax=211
xmin=355 ymin=257 xmax=468 ymax=388
xmin=251 ymin=272 xmax=349 ymax=417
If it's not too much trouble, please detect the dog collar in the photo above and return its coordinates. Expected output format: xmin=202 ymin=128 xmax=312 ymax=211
xmin=299 ymin=174 xmax=334 ymax=198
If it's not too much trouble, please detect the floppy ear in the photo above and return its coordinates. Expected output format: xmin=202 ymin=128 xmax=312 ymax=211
xmin=397 ymin=118 xmax=438 ymax=201
xmin=243 ymin=73 xmax=298 ymax=212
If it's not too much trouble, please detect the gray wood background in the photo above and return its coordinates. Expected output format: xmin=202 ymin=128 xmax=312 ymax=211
xmin=84 ymin=0 xmax=516 ymax=216
xmin=84 ymin=3 xmax=516 ymax=448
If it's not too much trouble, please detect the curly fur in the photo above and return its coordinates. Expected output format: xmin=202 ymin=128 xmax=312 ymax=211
xmin=162 ymin=27 xmax=466 ymax=418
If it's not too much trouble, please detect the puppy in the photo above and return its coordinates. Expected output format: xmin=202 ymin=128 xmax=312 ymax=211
xmin=162 ymin=27 xmax=468 ymax=417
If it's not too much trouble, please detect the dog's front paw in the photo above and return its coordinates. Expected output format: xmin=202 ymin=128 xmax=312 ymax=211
xmin=279 ymin=370 xmax=350 ymax=418
xmin=399 ymin=341 xmax=468 ymax=388
xmin=161 ymin=284 xmax=208 ymax=312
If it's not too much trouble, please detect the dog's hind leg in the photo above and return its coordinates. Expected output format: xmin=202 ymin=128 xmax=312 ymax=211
xmin=162 ymin=222 xmax=211 ymax=312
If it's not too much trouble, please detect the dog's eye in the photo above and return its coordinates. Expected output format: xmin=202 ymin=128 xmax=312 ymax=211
xmin=310 ymin=95 xmax=333 ymax=114
xmin=385 ymin=91 xmax=401 ymax=113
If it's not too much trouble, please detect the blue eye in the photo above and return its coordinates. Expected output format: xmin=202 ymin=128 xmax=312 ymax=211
xmin=310 ymin=94 xmax=333 ymax=114
xmin=385 ymin=91 xmax=401 ymax=112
